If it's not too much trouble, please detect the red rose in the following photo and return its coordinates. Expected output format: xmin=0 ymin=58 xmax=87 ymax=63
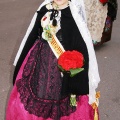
xmin=58 ymin=50 xmax=84 ymax=71
xmin=99 ymin=0 xmax=108 ymax=4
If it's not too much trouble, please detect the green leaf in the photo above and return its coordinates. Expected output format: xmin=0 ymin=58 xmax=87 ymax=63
xmin=70 ymin=68 xmax=84 ymax=77
xmin=58 ymin=65 xmax=65 ymax=72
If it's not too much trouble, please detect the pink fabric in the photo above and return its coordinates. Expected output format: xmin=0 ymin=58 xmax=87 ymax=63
xmin=6 ymin=41 xmax=97 ymax=120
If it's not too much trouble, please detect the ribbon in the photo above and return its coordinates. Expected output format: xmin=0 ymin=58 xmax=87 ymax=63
xmin=91 ymin=91 xmax=100 ymax=120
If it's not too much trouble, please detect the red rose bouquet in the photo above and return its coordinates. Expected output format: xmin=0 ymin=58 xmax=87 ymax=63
xmin=58 ymin=50 xmax=84 ymax=106
xmin=58 ymin=50 xmax=84 ymax=77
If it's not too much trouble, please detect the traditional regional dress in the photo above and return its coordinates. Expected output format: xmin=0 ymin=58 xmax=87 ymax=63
xmin=6 ymin=3 xmax=98 ymax=120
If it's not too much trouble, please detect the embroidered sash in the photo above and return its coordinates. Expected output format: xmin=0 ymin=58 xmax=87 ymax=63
xmin=48 ymin=34 xmax=65 ymax=58
xmin=41 ymin=3 xmax=65 ymax=58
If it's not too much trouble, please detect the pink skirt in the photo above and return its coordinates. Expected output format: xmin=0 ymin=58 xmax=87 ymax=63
xmin=6 ymin=40 xmax=98 ymax=120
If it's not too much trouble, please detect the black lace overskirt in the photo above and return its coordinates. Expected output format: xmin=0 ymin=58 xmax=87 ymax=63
xmin=16 ymin=39 xmax=76 ymax=120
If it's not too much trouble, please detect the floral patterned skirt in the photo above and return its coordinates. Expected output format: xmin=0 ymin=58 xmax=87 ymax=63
xmin=94 ymin=16 xmax=113 ymax=46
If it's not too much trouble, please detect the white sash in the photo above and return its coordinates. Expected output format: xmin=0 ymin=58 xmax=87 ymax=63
xmin=41 ymin=3 xmax=65 ymax=58
xmin=48 ymin=35 xmax=65 ymax=58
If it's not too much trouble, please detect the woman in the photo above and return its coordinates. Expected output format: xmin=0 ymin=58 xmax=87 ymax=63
xmin=84 ymin=0 xmax=118 ymax=46
xmin=6 ymin=0 xmax=100 ymax=120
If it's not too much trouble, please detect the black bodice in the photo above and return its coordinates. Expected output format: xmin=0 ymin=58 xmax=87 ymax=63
xmin=13 ymin=5 xmax=89 ymax=95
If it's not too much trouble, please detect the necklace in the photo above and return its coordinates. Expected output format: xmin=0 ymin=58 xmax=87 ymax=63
xmin=50 ymin=2 xmax=69 ymax=27
xmin=52 ymin=1 xmax=69 ymax=10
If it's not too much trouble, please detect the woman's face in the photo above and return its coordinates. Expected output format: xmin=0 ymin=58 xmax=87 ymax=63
xmin=53 ymin=0 xmax=68 ymax=6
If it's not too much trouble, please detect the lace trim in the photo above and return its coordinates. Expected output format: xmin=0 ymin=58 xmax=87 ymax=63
xmin=16 ymin=40 xmax=76 ymax=120
xmin=17 ymin=79 xmax=75 ymax=119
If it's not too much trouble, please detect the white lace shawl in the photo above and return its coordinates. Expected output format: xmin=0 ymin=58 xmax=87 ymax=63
xmin=13 ymin=0 xmax=100 ymax=104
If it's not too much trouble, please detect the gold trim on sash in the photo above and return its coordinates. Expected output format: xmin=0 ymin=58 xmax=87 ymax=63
xmin=48 ymin=34 xmax=65 ymax=58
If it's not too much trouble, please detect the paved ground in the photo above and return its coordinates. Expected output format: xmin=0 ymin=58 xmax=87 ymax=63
xmin=0 ymin=0 xmax=120 ymax=120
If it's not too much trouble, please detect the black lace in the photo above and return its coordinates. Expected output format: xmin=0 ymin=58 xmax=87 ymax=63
xmin=16 ymin=40 xmax=76 ymax=120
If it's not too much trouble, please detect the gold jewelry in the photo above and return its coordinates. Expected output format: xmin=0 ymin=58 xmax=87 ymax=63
xmin=52 ymin=1 xmax=69 ymax=10
xmin=55 ymin=4 xmax=59 ymax=10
